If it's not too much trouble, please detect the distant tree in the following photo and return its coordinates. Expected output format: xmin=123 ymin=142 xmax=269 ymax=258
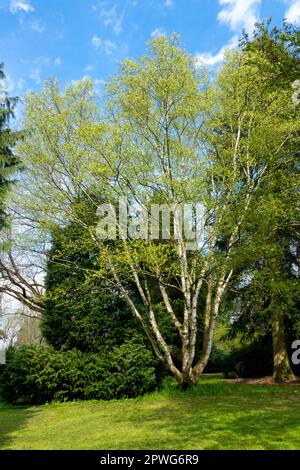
xmin=15 ymin=315 xmax=43 ymax=346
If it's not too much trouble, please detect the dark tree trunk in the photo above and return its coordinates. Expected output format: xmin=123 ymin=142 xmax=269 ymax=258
xmin=272 ymin=311 xmax=295 ymax=382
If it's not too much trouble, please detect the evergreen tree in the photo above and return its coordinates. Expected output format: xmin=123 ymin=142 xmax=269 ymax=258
xmin=226 ymin=22 xmax=300 ymax=381
xmin=0 ymin=63 xmax=22 ymax=228
xmin=43 ymin=223 xmax=140 ymax=353
xmin=42 ymin=196 xmax=142 ymax=353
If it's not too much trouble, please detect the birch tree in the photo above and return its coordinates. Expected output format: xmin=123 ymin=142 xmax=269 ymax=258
xmin=15 ymin=36 xmax=298 ymax=388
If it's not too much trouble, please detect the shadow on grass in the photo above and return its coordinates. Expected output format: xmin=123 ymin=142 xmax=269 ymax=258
xmin=110 ymin=395 xmax=300 ymax=450
xmin=0 ymin=378 xmax=300 ymax=450
xmin=0 ymin=402 xmax=40 ymax=450
xmin=101 ymin=381 xmax=300 ymax=450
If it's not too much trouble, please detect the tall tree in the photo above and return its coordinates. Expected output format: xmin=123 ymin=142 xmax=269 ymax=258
xmin=16 ymin=36 xmax=299 ymax=388
xmin=233 ymin=22 xmax=300 ymax=381
xmin=0 ymin=63 xmax=22 ymax=228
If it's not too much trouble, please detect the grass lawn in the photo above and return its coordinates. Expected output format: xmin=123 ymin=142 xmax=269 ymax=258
xmin=1 ymin=376 xmax=300 ymax=450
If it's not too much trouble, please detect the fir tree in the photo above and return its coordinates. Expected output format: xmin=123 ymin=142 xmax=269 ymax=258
xmin=0 ymin=63 xmax=22 ymax=228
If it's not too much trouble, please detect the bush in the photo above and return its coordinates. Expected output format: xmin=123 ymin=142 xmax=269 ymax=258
xmin=0 ymin=346 xmax=83 ymax=404
xmin=78 ymin=339 xmax=159 ymax=400
xmin=223 ymin=336 xmax=273 ymax=378
xmin=0 ymin=338 xmax=158 ymax=405
xmin=205 ymin=345 xmax=227 ymax=373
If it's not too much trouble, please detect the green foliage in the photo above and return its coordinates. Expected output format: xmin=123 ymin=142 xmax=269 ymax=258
xmin=222 ymin=22 xmax=300 ymax=379
xmin=43 ymin=219 xmax=141 ymax=352
xmin=224 ymin=336 xmax=273 ymax=378
xmin=224 ymin=333 xmax=300 ymax=379
xmin=14 ymin=27 xmax=300 ymax=384
xmin=205 ymin=345 xmax=227 ymax=373
xmin=241 ymin=21 xmax=300 ymax=88
xmin=82 ymin=339 xmax=158 ymax=400
xmin=0 ymin=339 xmax=158 ymax=405
xmin=0 ymin=64 xmax=22 ymax=228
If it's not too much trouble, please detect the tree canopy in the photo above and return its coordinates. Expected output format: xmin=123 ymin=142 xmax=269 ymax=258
xmin=6 ymin=24 xmax=300 ymax=387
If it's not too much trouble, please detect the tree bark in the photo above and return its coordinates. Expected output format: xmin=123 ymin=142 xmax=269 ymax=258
xmin=272 ymin=311 xmax=295 ymax=382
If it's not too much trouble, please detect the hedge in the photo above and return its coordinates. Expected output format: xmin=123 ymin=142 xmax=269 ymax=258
xmin=0 ymin=337 xmax=158 ymax=405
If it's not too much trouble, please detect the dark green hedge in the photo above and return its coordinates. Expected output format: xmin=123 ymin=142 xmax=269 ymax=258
xmin=223 ymin=336 xmax=273 ymax=378
xmin=0 ymin=337 xmax=158 ymax=405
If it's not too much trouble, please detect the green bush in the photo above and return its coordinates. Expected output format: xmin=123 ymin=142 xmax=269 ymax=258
xmin=0 ymin=338 xmax=158 ymax=405
xmin=223 ymin=336 xmax=273 ymax=378
xmin=206 ymin=345 xmax=227 ymax=373
xmin=78 ymin=339 xmax=159 ymax=400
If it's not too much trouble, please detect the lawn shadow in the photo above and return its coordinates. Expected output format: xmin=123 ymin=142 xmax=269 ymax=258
xmin=102 ymin=391 xmax=300 ymax=450
xmin=0 ymin=402 xmax=40 ymax=450
xmin=0 ymin=380 xmax=300 ymax=450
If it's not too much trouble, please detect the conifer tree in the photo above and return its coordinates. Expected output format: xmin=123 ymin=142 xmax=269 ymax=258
xmin=0 ymin=63 xmax=22 ymax=228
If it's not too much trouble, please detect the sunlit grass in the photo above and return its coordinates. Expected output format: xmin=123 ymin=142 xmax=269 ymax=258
xmin=1 ymin=376 xmax=300 ymax=450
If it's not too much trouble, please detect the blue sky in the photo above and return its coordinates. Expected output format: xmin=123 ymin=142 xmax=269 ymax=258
xmin=0 ymin=0 xmax=299 ymax=99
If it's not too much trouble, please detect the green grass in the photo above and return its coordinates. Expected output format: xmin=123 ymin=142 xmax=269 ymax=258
xmin=1 ymin=376 xmax=300 ymax=450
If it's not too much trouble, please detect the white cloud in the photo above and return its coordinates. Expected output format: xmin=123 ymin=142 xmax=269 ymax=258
xmin=100 ymin=4 xmax=124 ymax=36
xmin=31 ymin=19 xmax=45 ymax=33
xmin=25 ymin=59 xmax=46 ymax=85
xmin=285 ymin=0 xmax=300 ymax=25
xmin=195 ymin=35 xmax=239 ymax=67
xmin=84 ymin=65 xmax=95 ymax=72
xmin=9 ymin=0 xmax=34 ymax=13
xmin=151 ymin=28 xmax=167 ymax=38
xmin=71 ymin=75 xmax=104 ymax=93
xmin=29 ymin=67 xmax=41 ymax=84
xmin=21 ymin=56 xmax=50 ymax=66
xmin=92 ymin=35 xmax=116 ymax=55
xmin=71 ymin=75 xmax=90 ymax=87
xmin=18 ymin=56 xmax=55 ymax=86
xmin=1 ymin=74 xmax=20 ymax=94
xmin=218 ymin=0 xmax=261 ymax=33
xmin=92 ymin=35 xmax=101 ymax=48
xmin=16 ymin=77 xmax=26 ymax=91
xmin=94 ymin=78 xmax=106 ymax=86
xmin=164 ymin=0 xmax=174 ymax=6
xmin=0 ymin=76 xmax=13 ymax=95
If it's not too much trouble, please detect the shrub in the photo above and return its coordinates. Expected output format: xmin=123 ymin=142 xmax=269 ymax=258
xmin=205 ymin=345 xmax=227 ymax=373
xmin=223 ymin=336 xmax=273 ymax=378
xmin=1 ymin=346 xmax=84 ymax=404
xmin=0 ymin=338 xmax=158 ymax=405
xmin=78 ymin=338 xmax=158 ymax=400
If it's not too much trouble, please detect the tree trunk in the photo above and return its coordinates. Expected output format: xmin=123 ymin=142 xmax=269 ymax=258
xmin=272 ymin=311 xmax=295 ymax=382
xmin=191 ymin=269 xmax=233 ymax=383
